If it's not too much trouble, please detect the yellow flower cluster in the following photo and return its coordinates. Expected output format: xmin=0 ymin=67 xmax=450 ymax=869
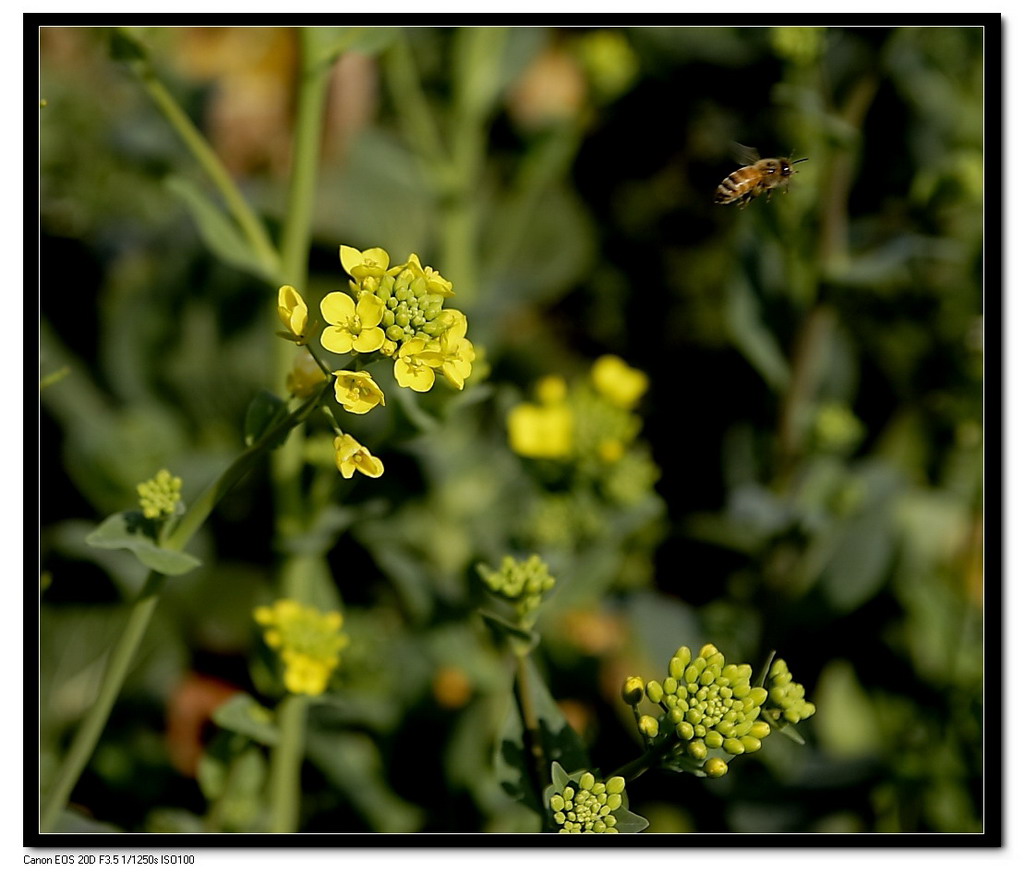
xmin=253 ymin=599 xmax=349 ymax=696
xmin=507 ymin=356 xmax=648 ymax=461
xmin=273 ymin=244 xmax=475 ymax=484
xmin=321 ymin=246 xmax=476 ymax=393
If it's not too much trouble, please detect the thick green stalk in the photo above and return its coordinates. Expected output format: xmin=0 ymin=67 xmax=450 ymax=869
xmin=41 ymin=573 xmax=165 ymax=832
xmin=261 ymin=31 xmax=337 ymax=832
xmin=279 ymin=29 xmax=334 ymax=287
xmin=272 ymin=28 xmax=335 ymax=606
xmin=267 ymin=695 xmax=309 ymax=832
xmin=607 ymin=731 xmax=680 ymax=784
xmin=514 ymin=652 xmax=549 ymax=802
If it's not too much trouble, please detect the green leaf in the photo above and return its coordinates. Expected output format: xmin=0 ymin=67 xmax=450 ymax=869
xmin=109 ymin=27 xmax=148 ymax=63
xmin=305 ymin=730 xmax=425 ymax=833
xmin=165 ymin=176 xmax=269 ymax=280
xmin=54 ymin=808 xmax=123 ymax=833
xmin=550 ymin=760 xmax=570 ymax=792
xmin=725 ymin=273 xmax=790 ymax=392
xmin=612 ymin=806 xmax=651 ymax=834
xmin=244 ymin=390 xmax=291 ymax=449
xmin=307 ymin=27 xmax=401 ymax=65
xmin=211 ymin=693 xmax=279 ymax=747
xmin=478 ymin=609 xmax=539 ymax=653
xmin=86 ymin=511 xmax=201 ymax=576
xmin=197 ymin=738 xmax=267 ymax=831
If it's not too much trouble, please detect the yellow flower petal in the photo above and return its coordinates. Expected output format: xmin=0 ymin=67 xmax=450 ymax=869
xmin=321 ymin=325 xmax=355 ymax=354
xmin=352 ymin=325 xmax=386 ymax=354
xmin=320 ymin=290 xmax=357 ymax=324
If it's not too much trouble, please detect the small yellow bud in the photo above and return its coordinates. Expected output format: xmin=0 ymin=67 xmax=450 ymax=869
xmin=703 ymin=758 xmax=729 ymax=778
xmin=621 ymin=676 xmax=645 ymax=706
xmin=638 ymin=715 xmax=659 ymax=738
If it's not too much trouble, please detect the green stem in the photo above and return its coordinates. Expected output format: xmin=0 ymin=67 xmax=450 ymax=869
xmin=608 ymin=731 xmax=679 ymax=784
xmin=272 ymin=28 xmax=335 ymax=604
xmin=514 ymin=652 xmax=549 ymax=802
xmin=126 ymin=49 xmax=279 ymax=279
xmin=41 ymin=573 xmax=165 ymax=832
xmin=267 ymin=694 xmax=309 ymax=832
xmin=279 ymin=28 xmax=334 ymax=287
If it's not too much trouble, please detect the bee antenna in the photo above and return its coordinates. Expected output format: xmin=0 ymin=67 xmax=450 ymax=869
xmin=792 ymin=157 xmax=809 ymax=165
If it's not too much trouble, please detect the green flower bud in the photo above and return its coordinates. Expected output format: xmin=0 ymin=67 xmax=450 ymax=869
xmin=606 ymin=776 xmax=625 ymax=795
xmin=704 ymin=730 xmax=723 ymax=749
xmin=723 ymin=738 xmax=745 ymax=756
xmin=622 ymin=676 xmax=645 ymax=705
xmin=669 ymin=657 xmax=685 ymax=680
xmin=639 ymin=715 xmax=659 ymax=737
xmin=688 ymin=740 xmax=708 ymax=760
xmin=748 ymin=721 xmax=771 ymax=739
xmin=740 ymin=735 xmax=762 ymax=753
xmin=704 ymin=758 xmax=728 ymax=778
xmin=749 ymin=686 xmax=768 ymax=706
xmin=668 ymin=706 xmax=685 ymax=724
xmin=676 ymin=721 xmax=694 ymax=741
xmin=663 ymin=676 xmax=678 ymax=695
xmin=646 ymin=680 xmax=664 ymax=704
xmin=551 ymin=794 xmax=565 ymax=811
xmin=606 ymin=793 xmax=622 ymax=811
xmin=580 ymin=772 xmax=595 ymax=791
xmin=699 ymin=644 xmax=718 ymax=659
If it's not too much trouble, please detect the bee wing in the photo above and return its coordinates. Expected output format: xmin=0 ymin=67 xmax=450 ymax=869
xmin=730 ymin=142 xmax=762 ymax=165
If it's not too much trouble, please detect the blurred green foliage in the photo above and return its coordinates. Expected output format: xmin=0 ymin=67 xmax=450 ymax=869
xmin=39 ymin=25 xmax=984 ymax=834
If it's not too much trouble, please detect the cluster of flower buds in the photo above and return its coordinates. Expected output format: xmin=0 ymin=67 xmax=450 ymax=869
xmin=549 ymin=772 xmax=627 ymax=833
xmin=766 ymin=657 xmax=817 ymax=724
xmin=623 ymin=644 xmax=814 ymax=779
xmin=136 ymin=469 xmax=183 ymax=521
xmin=478 ymin=554 xmax=556 ymax=622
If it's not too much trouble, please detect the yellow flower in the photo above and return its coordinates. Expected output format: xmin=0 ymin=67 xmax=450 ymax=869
xmin=253 ymin=600 xmax=348 ymax=697
xmin=277 ymin=285 xmax=309 ymax=342
xmin=332 ymin=370 xmax=386 ymax=414
xmin=286 ymin=349 xmax=328 ymax=398
xmin=320 ymin=291 xmax=386 ymax=354
xmin=508 ymin=401 xmax=574 ymax=458
xmin=536 ymin=375 xmax=568 ymax=404
xmin=591 ymin=355 xmax=649 ymax=409
xmin=339 ymin=245 xmax=390 ymax=281
xmin=434 ymin=311 xmax=475 ymax=390
xmin=394 ymin=338 xmax=444 ymax=392
xmin=402 ymin=252 xmax=455 ymax=298
xmin=333 ymin=433 xmax=384 ymax=479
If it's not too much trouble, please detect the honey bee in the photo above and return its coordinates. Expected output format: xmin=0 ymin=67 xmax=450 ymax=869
xmin=714 ymin=145 xmax=808 ymax=207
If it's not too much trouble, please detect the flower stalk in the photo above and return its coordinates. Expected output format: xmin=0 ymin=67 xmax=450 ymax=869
xmin=41 ymin=572 xmax=165 ymax=832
